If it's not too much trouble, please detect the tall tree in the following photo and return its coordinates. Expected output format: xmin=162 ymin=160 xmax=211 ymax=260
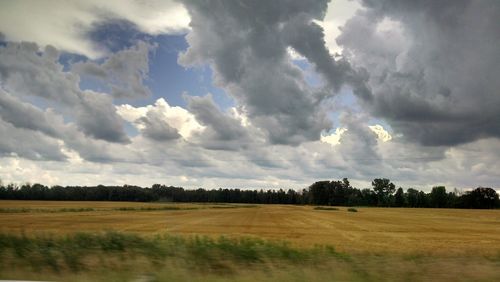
xmin=406 ymin=188 xmax=419 ymax=207
xmin=460 ymin=187 xmax=499 ymax=209
xmin=430 ymin=186 xmax=447 ymax=208
xmin=394 ymin=187 xmax=405 ymax=207
xmin=372 ymin=178 xmax=396 ymax=206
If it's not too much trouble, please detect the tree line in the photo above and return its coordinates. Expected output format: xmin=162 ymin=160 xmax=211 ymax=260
xmin=0 ymin=178 xmax=498 ymax=209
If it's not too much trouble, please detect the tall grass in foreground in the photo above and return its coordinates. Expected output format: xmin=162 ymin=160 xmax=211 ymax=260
xmin=0 ymin=231 xmax=345 ymax=273
xmin=1 ymin=231 xmax=499 ymax=282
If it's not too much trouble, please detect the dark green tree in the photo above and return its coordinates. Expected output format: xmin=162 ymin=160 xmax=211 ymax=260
xmin=430 ymin=186 xmax=447 ymax=208
xmin=394 ymin=187 xmax=405 ymax=207
xmin=372 ymin=178 xmax=396 ymax=206
xmin=460 ymin=187 xmax=499 ymax=209
xmin=417 ymin=191 xmax=428 ymax=207
xmin=406 ymin=188 xmax=419 ymax=207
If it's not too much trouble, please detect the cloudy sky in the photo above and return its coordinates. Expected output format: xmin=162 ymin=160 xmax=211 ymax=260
xmin=0 ymin=0 xmax=498 ymax=191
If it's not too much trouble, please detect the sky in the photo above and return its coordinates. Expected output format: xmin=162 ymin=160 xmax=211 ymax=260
xmin=0 ymin=0 xmax=499 ymax=191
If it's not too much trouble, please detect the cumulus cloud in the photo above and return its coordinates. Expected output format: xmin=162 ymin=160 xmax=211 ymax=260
xmin=0 ymin=42 xmax=130 ymax=143
xmin=0 ymin=120 xmax=66 ymax=161
xmin=185 ymin=94 xmax=253 ymax=150
xmin=179 ymin=0 xmax=352 ymax=145
xmin=137 ymin=111 xmax=181 ymax=142
xmin=321 ymin=127 xmax=347 ymax=146
xmin=337 ymin=0 xmax=500 ymax=146
xmin=0 ymin=0 xmax=498 ymax=190
xmin=0 ymin=89 xmax=62 ymax=138
xmin=116 ymin=98 xmax=204 ymax=140
xmin=75 ymin=91 xmax=130 ymax=143
xmin=0 ymin=42 xmax=81 ymax=105
xmin=316 ymin=0 xmax=362 ymax=55
xmin=369 ymin=125 xmax=392 ymax=142
xmin=0 ymin=0 xmax=189 ymax=58
xmin=72 ymin=41 xmax=153 ymax=98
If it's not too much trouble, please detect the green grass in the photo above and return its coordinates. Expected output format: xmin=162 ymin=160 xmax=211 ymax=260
xmin=1 ymin=231 xmax=499 ymax=281
xmin=0 ymin=231 xmax=343 ymax=273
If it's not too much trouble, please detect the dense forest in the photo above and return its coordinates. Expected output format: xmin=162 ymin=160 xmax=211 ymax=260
xmin=0 ymin=178 xmax=498 ymax=209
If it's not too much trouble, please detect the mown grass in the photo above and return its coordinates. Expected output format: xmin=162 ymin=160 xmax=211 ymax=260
xmin=210 ymin=204 xmax=258 ymax=209
xmin=0 ymin=207 xmax=96 ymax=213
xmin=1 ymin=201 xmax=500 ymax=256
xmin=113 ymin=206 xmax=190 ymax=211
xmin=0 ymin=204 xmax=256 ymax=213
xmin=0 ymin=206 xmax=190 ymax=213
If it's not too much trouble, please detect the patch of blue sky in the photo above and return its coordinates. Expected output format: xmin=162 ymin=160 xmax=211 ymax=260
xmin=83 ymin=19 xmax=235 ymax=110
xmin=326 ymin=86 xmax=360 ymax=131
xmin=291 ymin=58 xmax=323 ymax=88
xmin=147 ymin=34 xmax=235 ymax=110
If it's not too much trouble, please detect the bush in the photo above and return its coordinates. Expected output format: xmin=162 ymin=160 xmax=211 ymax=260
xmin=314 ymin=206 xmax=339 ymax=211
xmin=347 ymin=208 xmax=358 ymax=212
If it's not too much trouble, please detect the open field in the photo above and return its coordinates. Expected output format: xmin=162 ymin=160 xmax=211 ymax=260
xmin=1 ymin=200 xmax=500 ymax=281
xmin=1 ymin=200 xmax=499 ymax=255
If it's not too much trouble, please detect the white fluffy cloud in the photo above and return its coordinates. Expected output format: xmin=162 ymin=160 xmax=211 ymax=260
xmin=321 ymin=127 xmax=348 ymax=146
xmin=0 ymin=0 xmax=189 ymax=58
xmin=116 ymin=98 xmax=204 ymax=141
xmin=369 ymin=125 xmax=392 ymax=142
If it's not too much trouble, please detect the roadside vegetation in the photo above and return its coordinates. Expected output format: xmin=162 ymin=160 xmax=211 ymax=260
xmin=0 ymin=231 xmax=347 ymax=281
xmin=1 ymin=231 xmax=499 ymax=282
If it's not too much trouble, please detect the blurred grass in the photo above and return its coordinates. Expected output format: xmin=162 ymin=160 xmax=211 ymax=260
xmin=1 ymin=231 xmax=499 ymax=281
xmin=0 ymin=231 xmax=343 ymax=272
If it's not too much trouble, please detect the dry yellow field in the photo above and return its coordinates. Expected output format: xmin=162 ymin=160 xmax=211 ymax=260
xmin=1 ymin=200 xmax=499 ymax=256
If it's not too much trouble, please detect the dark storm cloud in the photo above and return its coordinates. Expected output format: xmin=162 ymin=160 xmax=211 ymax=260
xmin=0 ymin=42 xmax=130 ymax=143
xmin=179 ymin=0 xmax=365 ymax=145
xmin=337 ymin=0 xmax=500 ymax=146
xmin=281 ymin=13 xmax=372 ymax=101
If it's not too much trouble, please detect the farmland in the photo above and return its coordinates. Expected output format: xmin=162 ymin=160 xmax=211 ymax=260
xmin=1 ymin=200 xmax=500 ymax=281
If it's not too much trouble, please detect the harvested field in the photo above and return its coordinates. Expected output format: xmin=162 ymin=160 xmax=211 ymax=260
xmin=1 ymin=200 xmax=499 ymax=256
